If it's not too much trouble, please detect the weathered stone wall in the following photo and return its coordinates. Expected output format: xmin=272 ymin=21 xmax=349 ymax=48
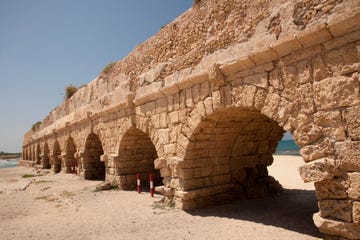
xmin=22 ymin=0 xmax=360 ymax=239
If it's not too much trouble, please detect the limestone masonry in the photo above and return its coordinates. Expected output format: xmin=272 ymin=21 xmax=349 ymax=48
xmin=22 ymin=0 xmax=360 ymax=239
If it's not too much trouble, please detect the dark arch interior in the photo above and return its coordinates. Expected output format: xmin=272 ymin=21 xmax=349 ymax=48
xmin=29 ymin=147 xmax=33 ymax=161
xmin=64 ymin=137 xmax=77 ymax=173
xmin=182 ymin=108 xmax=285 ymax=206
xmin=43 ymin=143 xmax=51 ymax=169
xmin=83 ymin=133 xmax=105 ymax=180
xmin=32 ymin=146 xmax=36 ymax=161
xmin=36 ymin=144 xmax=41 ymax=164
xmin=52 ymin=141 xmax=62 ymax=173
xmin=115 ymin=127 xmax=161 ymax=190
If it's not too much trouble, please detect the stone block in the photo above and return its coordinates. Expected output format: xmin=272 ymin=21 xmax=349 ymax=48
xmin=323 ymin=29 xmax=360 ymax=52
xmin=159 ymin=112 xmax=168 ymax=128
xmin=353 ymin=201 xmax=360 ymax=223
xmin=314 ymin=111 xmax=346 ymax=141
xmin=134 ymin=81 xmax=164 ymax=105
xmin=199 ymin=81 xmax=210 ymax=100
xmin=270 ymin=37 xmax=302 ymax=58
xmin=348 ymin=173 xmax=360 ymax=200
xmin=232 ymin=85 xmax=256 ymax=109
xmin=162 ymin=74 xmax=179 ymax=96
xmin=313 ymin=213 xmax=360 ymax=240
xmin=164 ymin=144 xmax=176 ymax=155
xmin=203 ymin=97 xmax=213 ymax=115
xmin=154 ymin=157 xmax=166 ymax=169
xmin=335 ymin=141 xmax=360 ymax=172
xmin=344 ymin=106 xmax=360 ymax=141
xmin=319 ymin=199 xmax=352 ymax=222
xmin=294 ymin=122 xmax=323 ymax=147
xmin=243 ymin=73 xmax=268 ymax=89
xmin=219 ymin=56 xmax=255 ymax=76
xmin=160 ymin=167 xmax=171 ymax=177
xmin=314 ymin=76 xmax=360 ymax=111
xmin=296 ymin=23 xmax=332 ymax=48
xmin=298 ymin=158 xmax=337 ymax=183
xmin=300 ymin=138 xmax=335 ymax=162
xmin=155 ymin=185 xmax=165 ymax=194
xmin=328 ymin=10 xmax=360 ymax=37
xmin=157 ymin=129 xmax=170 ymax=145
xmin=314 ymin=178 xmax=348 ymax=200
xmin=279 ymin=45 xmax=322 ymax=66
xmin=209 ymin=63 xmax=225 ymax=87
xmin=249 ymin=47 xmax=277 ymax=65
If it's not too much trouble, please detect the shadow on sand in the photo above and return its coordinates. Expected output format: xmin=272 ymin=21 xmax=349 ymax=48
xmin=186 ymin=188 xmax=322 ymax=238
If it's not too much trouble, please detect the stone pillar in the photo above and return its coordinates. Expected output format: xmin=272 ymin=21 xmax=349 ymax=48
xmin=75 ymin=152 xmax=84 ymax=177
xmin=154 ymin=157 xmax=175 ymax=205
xmin=51 ymin=153 xmax=61 ymax=173
xmin=60 ymin=153 xmax=72 ymax=173
xmin=40 ymin=153 xmax=51 ymax=169
xmin=299 ymin=141 xmax=360 ymax=240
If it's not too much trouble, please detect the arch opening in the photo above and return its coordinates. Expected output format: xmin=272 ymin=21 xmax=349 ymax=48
xmin=36 ymin=144 xmax=41 ymax=165
xmin=52 ymin=141 xmax=62 ymax=173
xmin=29 ymin=147 xmax=33 ymax=161
xmin=180 ymin=107 xmax=285 ymax=208
xmin=111 ymin=127 xmax=161 ymax=190
xmin=83 ymin=133 xmax=105 ymax=180
xmin=64 ymin=137 xmax=77 ymax=173
xmin=32 ymin=146 xmax=36 ymax=161
xmin=42 ymin=143 xmax=51 ymax=169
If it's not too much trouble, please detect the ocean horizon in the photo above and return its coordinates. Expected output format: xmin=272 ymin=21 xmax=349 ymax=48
xmin=0 ymin=141 xmax=300 ymax=169
xmin=0 ymin=158 xmax=21 ymax=169
xmin=275 ymin=140 xmax=300 ymax=156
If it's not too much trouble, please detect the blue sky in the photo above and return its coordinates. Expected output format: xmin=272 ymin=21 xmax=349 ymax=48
xmin=0 ymin=0 xmax=193 ymax=152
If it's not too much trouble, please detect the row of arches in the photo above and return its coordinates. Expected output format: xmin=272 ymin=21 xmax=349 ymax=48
xmin=23 ymin=107 xmax=291 ymax=200
xmin=23 ymin=128 xmax=161 ymax=187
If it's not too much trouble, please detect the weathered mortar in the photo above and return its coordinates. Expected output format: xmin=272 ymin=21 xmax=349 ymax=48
xmin=22 ymin=1 xmax=360 ymax=239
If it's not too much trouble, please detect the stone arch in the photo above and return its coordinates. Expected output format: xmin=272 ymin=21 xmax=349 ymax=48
xmin=32 ymin=145 xmax=36 ymax=161
xmin=36 ymin=144 xmax=41 ymax=164
xmin=23 ymin=147 xmax=27 ymax=160
xmin=42 ymin=142 xmax=51 ymax=169
xmin=63 ymin=136 xmax=77 ymax=173
xmin=174 ymin=107 xmax=285 ymax=209
xmin=109 ymin=126 xmax=160 ymax=190
xmin=83 ymin=133 xmax=105 ymax=180
xmin=51 ymin=140 xmax=62 ymax=173
xmin=29 ymin=146 xmax=33 ymax=161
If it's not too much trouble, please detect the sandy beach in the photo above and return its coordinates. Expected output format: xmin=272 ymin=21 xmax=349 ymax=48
xmin=0 ymin=155 xmax=322 ymax=240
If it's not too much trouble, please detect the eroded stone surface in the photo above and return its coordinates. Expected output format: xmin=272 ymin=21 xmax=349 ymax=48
xmin=21 ymin=1 xmax=360 ymax=239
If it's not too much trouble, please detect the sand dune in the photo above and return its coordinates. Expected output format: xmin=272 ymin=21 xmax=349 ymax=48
xmin=0 ymin=155 xmax=322 ymax=240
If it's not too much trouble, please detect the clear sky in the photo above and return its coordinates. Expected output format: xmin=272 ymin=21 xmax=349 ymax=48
xmin=0 ymin=0 xmax=193 ymax=152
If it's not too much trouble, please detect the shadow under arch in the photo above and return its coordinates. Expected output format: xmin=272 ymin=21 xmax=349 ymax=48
xmin=113 ymin=126 xmax=161 ymax=190
xmin=52 ymin=140 xmax=62 ymax=173
xmin=180 ymin=107 xmax=285 ymax=207
xmin=36 ymin=144 xmax=41 ymax=164
xmin=42 ymin=142 xmax=51 ymax=169
xmin=63 ymin=136 xmax=77 ymax=173
xmin=83 ymin=133 xmax=105 ymax=180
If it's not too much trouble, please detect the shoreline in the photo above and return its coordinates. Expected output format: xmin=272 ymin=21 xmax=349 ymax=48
xmin=0 ymin=155 xmax=321 ymax=240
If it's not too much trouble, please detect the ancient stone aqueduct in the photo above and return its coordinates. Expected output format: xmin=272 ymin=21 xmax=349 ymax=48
xmin=21 ymin=0 xmax=359 ymax=239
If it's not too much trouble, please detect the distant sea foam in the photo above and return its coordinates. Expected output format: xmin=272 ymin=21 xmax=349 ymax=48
xmin=0 ymin=158 xmax=19 ymax=168
xmin=275 ymin=140 xmax=300 ymax=156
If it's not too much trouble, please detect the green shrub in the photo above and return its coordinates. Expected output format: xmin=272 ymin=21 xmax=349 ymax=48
xmin=32 ymin=121 xmax=42 ymax=131
xmin=65 ymin=85 xmax=78 ymax=100
xmin=22 ymin=174 xmax=35 ymax=178
xmin=102 ymin=62 xmax=116 ymax=74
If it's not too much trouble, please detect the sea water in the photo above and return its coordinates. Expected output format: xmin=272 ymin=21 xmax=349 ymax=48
xmin=0 ymin=158 xmax=20 ymax=168
xmin=0 ymin=140 xmax=299 ymax=169
xmin=275 ymin=140 xmax=300 ymax=156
